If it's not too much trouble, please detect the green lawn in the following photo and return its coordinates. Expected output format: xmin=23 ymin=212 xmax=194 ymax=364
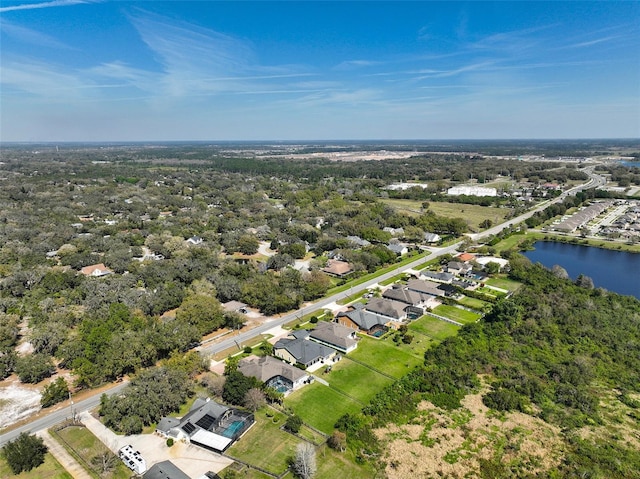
xmin=348 ymin=336 xmax=425 ymax=378
xmin=324 ymin=358 xmax=393 ymax=403
xmin=456 ymin=296 xmax=491 ymax=311
xmin=433 ymin=305 xmax=482 ymax=325
xmin=484 ymin=275 xmax=522 ymax=292
xmin=53 ymin=426 xmax=131 ymax=479
xmin=409 ymin=315 xmax=461 ymax=341
xmin=314 ymin=445 xmax=377 ymax=479
xmin=226 ymin=409 xmax=302 ymax=475
xmin=0 ymin=453 xmax=72 ymax=479
xmin=286 ymin=383 xmax=362 ymax=434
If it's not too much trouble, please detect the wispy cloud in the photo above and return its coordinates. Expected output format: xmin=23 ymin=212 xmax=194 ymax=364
xmin=0 ymin=0 xmax=90 ymax=13
xmin=334 ymin=60 xmax=382 ymax=70
xmin=0 ymin=20 xmax=74 ymax=49
xmin=562 ymin=35 xmax=620 ymax=49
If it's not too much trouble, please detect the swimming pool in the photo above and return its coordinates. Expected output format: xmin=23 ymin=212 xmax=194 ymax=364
xmin=222 ymin=420 xmax=245 ymax=438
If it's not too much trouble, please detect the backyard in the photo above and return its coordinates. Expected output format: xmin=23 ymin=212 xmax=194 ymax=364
xmin=348 ymin=335 xmax=428 ymax=378
xmin=285 ymin=383 xmax=362 ymax=434
xmin=409 ymin=315 xmax=461 ymax=341
xmin=225 ymin=409 xmax=303 ymax=476
xmin=432 ymin=305 xmax=482 ymax=325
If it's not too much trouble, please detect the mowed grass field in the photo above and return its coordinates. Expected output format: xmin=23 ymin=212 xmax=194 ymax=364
xmin=381 ymin=199 xmax=511 ymax=230
xmin=409 ymin=315 xmax=461 ymax=341
xmin=433 ymin=305 xmax=482 ymax=325
xmin=226 ymin=409 xmax=302 ymax=475
xmin=324 ymin=359 xmax=394 ymax=403
xmin=0 ymin=453 xmax=72 ymax=479
xmin=349 ymin=335 xmax=428 ymax=378
xmin=286 ymin=382 xmax=362 ymax=434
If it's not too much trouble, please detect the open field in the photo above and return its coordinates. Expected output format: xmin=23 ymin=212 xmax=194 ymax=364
xmin=484 ymin=275 xmax=523 ymax=292
xmin=286 ymin=383 xmax=362 ymax=434
xmin=0 ymin=453 xmax=72 ymax=479
xmin=315 ymin=445 xmax=377 ymax=479
xmin=409 ymin=316 xmax=461 ymax=341
xmin=433 ymin=305 xmax=482 ymax=325
xmin=324 ymin=359 xmax=394 ymax=403
xmin=348 ymin=336 xmax=426 ymax=378
xmin=456 ymin=296 xmax=491 ymax=311
xmin=381 ymin=199 xmax=511 ymax=230
xmin=226 ymin=409 xmax=302 ymax=475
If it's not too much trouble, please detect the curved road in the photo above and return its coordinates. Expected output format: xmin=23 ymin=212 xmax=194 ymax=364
xmin=1 ymin=167 xmax=604 ymax=448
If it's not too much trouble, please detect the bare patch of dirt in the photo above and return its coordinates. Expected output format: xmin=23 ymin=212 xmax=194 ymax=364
xmin=375 ymin=386 xmax=564 ymax=478
xmin=0 ymin=380 xmax=42 ymax=429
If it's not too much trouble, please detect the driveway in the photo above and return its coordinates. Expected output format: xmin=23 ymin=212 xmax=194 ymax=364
xmin=80 ymin=412 xmax=232 ymax=477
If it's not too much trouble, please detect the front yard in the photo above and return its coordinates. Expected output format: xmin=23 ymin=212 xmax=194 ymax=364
xmin=0 ymin=452 xmax=72 ymax=479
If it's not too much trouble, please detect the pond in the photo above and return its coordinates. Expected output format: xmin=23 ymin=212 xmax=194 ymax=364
xmin=524 ymin=241 xmax=640 ymax=299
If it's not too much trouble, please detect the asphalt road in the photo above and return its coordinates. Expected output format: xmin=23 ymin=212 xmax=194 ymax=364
xmin=0 ymin=382 xmax=129 ymax=447
xmin=1 ymin=168 xmax=605 ymax=448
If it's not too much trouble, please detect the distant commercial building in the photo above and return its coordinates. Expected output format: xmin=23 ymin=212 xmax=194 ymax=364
xmin=447 ymin=186 xmax=497 ymax=197
xmin=384 ymin=182 xmax=429 ymax=191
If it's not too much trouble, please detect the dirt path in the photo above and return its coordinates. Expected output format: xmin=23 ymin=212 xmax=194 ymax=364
xmin=38 ymin=430 xmax=93 ymax=479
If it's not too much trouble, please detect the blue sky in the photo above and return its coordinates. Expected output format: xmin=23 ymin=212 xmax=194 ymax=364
xmin=1 ymin=1 xmax=639 ymax=141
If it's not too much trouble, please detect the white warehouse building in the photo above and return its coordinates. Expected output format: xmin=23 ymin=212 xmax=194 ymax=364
xmin=447 ymin=186 xmax=497 ymax=197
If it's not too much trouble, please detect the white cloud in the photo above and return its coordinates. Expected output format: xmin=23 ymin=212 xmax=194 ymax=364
xmin=0 ymin=0 xmax=90 ymax=13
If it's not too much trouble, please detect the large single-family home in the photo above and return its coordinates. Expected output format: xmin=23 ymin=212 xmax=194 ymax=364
xmin=364 ymin=297 xmax=407 ymax=321
xmin=382 ymin=285 xmax=424 ymax=306
xmin=421 ymin=271 xmax=454 ymax=283
xmin=386 ymin=243 xmax=408 ymax=256
xmin=156 ymin=398 xmax=253 ymax=453
xmin=346 ymin=235 xmax=371 ymax=248
xmin=274 ymin=331 xmax=337 ymax=369
xmin=446 ymin=261 xmax=472 ymax=275
xmin=407 ymin=278 xmax=446 ymax=298
xmin=238 ymin=356 xmax=310 ymax=395
xmin=308 ymin=321 xmax=358 ymax=354
xmin=336 ymin=303 xmax=390 ymax=335
xmin=80 ymin=263 xmax=113 ymax=277
xmin=423 ymin=232 xmax=441 ymax=243
xmin=322 ymin=259 xmax=354 ymax=277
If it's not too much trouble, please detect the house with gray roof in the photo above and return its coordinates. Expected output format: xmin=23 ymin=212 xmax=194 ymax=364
xmin=336 ymin=303 xmax=390 ymax=335
xmin=447 ymin=261 xmax=472 ymax=275
xmin=274 ymin=333 xmax=337 ymax=369
xmin=421 ymin=270 xmax=454 ymax=283
xmin=382 ymin=285 xmax=424 ymax=306
xmin=238 ymin=355 xmax=310 ymax=395
xmin=346 ymin=235 xmax=371 ymax=248
xmin=386 ymin=242 xmax=408 ymax=255
xmin=407 ymin=278 xmax=446 ymax=298
xmin=308 ymin=321 xmax=358 ymax=354
xmin=143 ymin=461 xmax=189 ymax=479
xmin=364 ymin=297 xmax=407 ymax=320
xmin=156 ymin=398 xmax=253 ymax=453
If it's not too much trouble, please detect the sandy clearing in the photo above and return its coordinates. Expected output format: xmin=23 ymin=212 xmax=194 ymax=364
xmin=0 ymin=382 xmax=42 ymax=429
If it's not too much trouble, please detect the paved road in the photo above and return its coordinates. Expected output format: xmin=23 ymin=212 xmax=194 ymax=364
xmin=1 ymin=167 xmax=604 ymax=448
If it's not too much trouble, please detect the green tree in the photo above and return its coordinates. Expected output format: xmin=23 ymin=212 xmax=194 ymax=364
xmin=41 ymin=377 xmax=69 ymax=408
xmin=2 ymin=433 xmax=48 ymax=474
xmin=15 ymin=354 xmax=55 ymax=384
xmin=284 ymin=414 xmax=303 ymax=434
xmin=176 ymin=294 xmax=225 ymax=336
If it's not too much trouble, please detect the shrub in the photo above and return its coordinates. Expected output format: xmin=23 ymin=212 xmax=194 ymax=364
xmin=284 ymin=414 xmax=303 ymax=434
xmin=166 ymin=438 xmax=174 ymax=447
